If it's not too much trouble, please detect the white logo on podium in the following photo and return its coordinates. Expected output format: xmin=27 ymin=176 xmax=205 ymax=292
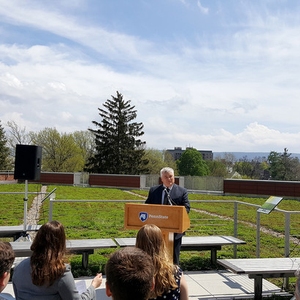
xmin=139 ymin=212 xmax=148 ymax=222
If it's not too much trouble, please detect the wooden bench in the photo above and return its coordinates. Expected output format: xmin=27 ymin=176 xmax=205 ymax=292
xmin=10 ymin=238 xmax=117 ymax=269
xmin=0 ymin=225 xmax=41 ymax=241
xmin=115 ymin=235 xmax=246 ymax=265
xmin=217 ymin=257 xmax=300 ymax=300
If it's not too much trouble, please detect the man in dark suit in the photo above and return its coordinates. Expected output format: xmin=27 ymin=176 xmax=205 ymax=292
xmin=145 ymin=167 xmax=190 ymax=265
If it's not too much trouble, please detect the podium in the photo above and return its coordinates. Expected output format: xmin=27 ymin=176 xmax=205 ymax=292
xmin=124 ymin=203 xmax=190 ymax=260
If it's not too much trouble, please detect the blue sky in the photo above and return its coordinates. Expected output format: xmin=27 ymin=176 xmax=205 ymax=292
xmin=0 ymin=0 xmax=300 ymax=153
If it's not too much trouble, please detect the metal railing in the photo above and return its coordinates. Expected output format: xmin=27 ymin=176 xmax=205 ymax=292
xmin=47 ymin=198 xmax=300 ymax=258
xmin=191 ymin=200 xmax=300 ymax=258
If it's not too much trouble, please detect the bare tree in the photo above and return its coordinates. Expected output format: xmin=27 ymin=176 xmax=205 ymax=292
xmin=31 ymin=128 xmax=85 ymax=172
xmin=6 ymin=120 xmax=32 ymax=148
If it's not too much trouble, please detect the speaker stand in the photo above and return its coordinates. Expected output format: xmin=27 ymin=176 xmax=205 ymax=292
xmin=16 ymin=180 xmax=31 ymax=242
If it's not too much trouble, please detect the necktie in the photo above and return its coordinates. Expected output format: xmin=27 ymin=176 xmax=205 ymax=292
xmin=164 ymin=188 xmax=170 ymax=205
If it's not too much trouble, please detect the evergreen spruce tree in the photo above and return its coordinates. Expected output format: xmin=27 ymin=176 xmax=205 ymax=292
xmin=85 ymin=91 xmax=148 ymax=174
xmin=0 ymin=121 xmax=10 ymax=170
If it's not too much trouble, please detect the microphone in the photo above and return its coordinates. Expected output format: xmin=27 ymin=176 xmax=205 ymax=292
xmin=164 ymin=188 xmax=176 ymax=206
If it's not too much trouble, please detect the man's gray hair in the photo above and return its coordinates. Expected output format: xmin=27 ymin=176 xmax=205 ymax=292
xmin=160 ymin=167 xmax=174 ymax=177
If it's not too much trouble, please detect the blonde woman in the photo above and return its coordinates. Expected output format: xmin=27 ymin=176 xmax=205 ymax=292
xmin=135 ymin=224 xmax=189 ymax=300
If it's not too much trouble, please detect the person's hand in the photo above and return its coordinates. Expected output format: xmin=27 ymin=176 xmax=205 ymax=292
xmin=91 ymin=273 xmax=102 ymax=289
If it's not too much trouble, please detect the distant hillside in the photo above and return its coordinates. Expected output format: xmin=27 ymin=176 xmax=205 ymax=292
xmin=213 ymin=152 xmax=300 ymax=160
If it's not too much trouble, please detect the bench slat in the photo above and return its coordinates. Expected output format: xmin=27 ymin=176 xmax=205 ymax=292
xmin=114 ymin=235 xmax=246 ymax=265
xmin=10 ymin=238 xmax=118 ymax=269
xmin=66 ymin=239 xmax=117 ymax=251
xmin=182 ymin=236 xmax=246 ymax=247
xmin=114 ymin=236 xmax=246 ymax=248
xmin=0 ymin=225 xmax=41 ymax=239
xmin=10 ymin=238 xmax=117 ymax=256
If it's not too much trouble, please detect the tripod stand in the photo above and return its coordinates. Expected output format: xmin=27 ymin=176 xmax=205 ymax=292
xmin=16 ymin=179 xmax=31 ymax=242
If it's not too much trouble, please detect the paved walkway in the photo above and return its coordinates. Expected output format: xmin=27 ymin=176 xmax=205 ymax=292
xmin=4 ymin=270 xmax=292 ymax=299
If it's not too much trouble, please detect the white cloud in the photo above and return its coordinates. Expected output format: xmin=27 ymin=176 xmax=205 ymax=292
xmin=152 ymin=122 xmax=300 ymax=153
xmin=197 ymin=1 xmax=209 ymax=14
xmin=0 ymin=1 xmax=300 ymax=153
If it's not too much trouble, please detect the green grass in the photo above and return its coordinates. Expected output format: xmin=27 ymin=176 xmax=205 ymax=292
xmin=0 ymin=183 xmax=42 ymax=225
xmin=40 ymin=185 xmax=144 ymax=238
xmin=1 ymin=183 xmax=300 ymax=296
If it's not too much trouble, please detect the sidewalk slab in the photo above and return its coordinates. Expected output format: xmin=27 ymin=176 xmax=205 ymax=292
xmin=185 ymin=270 xmax=287 ymax=299
xmin=4 ymin=270 xmax=292 ymax=299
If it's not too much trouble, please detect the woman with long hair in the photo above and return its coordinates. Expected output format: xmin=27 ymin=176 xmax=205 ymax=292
xmin=135 ymin=224 xmax=189 ymax=300
xmin=12 ymin=221 xmax=102 ymax=300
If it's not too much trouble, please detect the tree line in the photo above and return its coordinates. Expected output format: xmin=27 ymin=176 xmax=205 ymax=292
xmin=1 ymin=92 xmax=299 ymax=180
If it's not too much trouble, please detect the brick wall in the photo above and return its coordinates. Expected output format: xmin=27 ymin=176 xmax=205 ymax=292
xmin=37 ymin=172 xmax=74 ymax=185
xmin=0 ymin=173 xmax=14 ymax=181
xmin=224 ymin=179 xmax=300 ymax=198
xmin=89 ymin=174 xmax=141 ymax=188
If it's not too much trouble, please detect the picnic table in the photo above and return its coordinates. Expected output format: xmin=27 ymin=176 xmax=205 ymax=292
xmin=0 ymin=225 xmax=41 ymax=240
xmin=217 ymin=257 xmax=300 ymax=300
xmin=115 ymin=235 xmax=246 ymax=265
xmin=10 ymin=238 xmax=118 ymax=268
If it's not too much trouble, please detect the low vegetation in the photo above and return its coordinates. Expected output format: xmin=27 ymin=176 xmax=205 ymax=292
xmin=1 ymin=183 xmax=300 ymax=296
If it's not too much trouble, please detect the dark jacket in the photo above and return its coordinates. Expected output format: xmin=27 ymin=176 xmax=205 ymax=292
xmin=145 ymin=183 xmax=190 ymax=239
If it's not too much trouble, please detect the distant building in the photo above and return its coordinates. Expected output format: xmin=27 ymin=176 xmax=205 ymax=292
xmin=166 ymin=147 xmax=213 ymax=161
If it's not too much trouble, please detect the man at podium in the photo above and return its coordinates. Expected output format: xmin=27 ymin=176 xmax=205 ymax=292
xmin=145 ymin=167 xmax=190 ymax=265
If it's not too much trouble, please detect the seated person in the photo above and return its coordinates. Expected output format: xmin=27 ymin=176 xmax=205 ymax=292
xmin=12 ymin=221 xmax=102 ymax=300
xmin=136 ymin=224 xmax=189 ymax=300
xmin=105 ymin=247 xmax=154 ymax=300
xmin=0 ymin=241 xmax=15 ymax=299
xmin=294 ymin=269 xmax=300 ymax=300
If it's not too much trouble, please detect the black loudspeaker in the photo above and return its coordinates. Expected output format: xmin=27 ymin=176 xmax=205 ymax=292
xmin=14 ymin=144 xmax=42 ymax=180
